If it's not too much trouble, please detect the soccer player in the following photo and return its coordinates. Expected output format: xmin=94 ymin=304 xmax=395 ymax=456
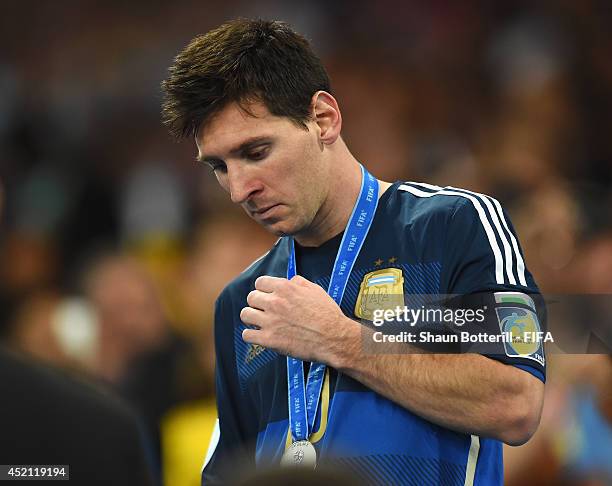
xmin=162 ymin=19 xmax=545 ymax=485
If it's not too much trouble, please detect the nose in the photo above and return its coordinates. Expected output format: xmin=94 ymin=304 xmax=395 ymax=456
xmin=226 ymin=164 xmax=261 ymax=205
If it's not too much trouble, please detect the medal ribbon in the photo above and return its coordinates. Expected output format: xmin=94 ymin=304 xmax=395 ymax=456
xmin=286 ymin=164 xmax=379 ymax=442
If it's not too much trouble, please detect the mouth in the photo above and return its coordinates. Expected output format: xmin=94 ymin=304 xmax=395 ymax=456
xmin=251 ymin=204 xmax=281 ymax=219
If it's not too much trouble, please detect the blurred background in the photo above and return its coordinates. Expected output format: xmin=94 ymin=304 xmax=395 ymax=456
xmin=0 ymin=1 xmax=610 ymax=485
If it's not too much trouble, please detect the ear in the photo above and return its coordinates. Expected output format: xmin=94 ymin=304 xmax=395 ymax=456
xmin=311 ymin=91 xmax=342 ymax=145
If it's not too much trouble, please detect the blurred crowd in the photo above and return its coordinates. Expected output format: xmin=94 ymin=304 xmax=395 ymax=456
xmin=0 ymin=1 xmax=610 ymax=485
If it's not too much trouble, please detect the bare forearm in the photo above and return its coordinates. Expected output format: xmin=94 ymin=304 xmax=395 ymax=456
xmin=332 ymin=319 xmax=544 ymax=445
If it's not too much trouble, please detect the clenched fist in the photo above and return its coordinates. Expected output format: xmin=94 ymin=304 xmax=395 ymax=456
xmin=240 ymin=275 xmax=360 ymax=367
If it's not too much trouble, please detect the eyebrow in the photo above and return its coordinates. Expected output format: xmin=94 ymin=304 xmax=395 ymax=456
xmin=196 ymin=136 xmax=273 ymax=163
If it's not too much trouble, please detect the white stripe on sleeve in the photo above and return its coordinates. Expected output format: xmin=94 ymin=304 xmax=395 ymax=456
xmin=407 ymin=182 xmax=523 ymax=286
xmin=398 ymin=184 xmax=505 ymax=284
xmin=488 ymin=196 xmax=527 ymax=286
xmin=446 ymin=186 xmax=518 ymax=286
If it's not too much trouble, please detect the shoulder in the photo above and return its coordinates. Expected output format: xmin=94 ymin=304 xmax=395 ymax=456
xmin=394 ymin=181 xmax=492 ymax=211
xmin=391 ymin=181 xmax=503 ymax=225
xmin=383 ymin=181 xmax=473 ymax=229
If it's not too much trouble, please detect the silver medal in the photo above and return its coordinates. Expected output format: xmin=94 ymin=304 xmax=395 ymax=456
xmin=280 ymin=440 xmax=317 ymax=468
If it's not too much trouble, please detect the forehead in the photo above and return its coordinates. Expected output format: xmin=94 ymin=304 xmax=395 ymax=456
xmin=196 ymin=101 xmax=291 ymax=157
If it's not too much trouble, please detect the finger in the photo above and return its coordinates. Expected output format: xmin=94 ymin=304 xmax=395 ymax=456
xmin=242 ymin=329 xmax=284 ymax=356
xmin=290 ymin=274 xmax=311 ymax=286
xmin=242 ymin=328 xmax=265 ymax=345
xmin=255 ymin=275 xmax=287 ymax=293
xmin=246 ymin=289 xmax=271 ymax=310
xmin=240 ymin=306 xmax=266 ymax=327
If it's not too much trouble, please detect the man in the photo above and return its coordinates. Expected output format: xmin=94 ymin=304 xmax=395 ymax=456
xmin=162 ymin=19 xmax=545 ymax=485
xmin=0 ymin=183 xmax=154 ymax=486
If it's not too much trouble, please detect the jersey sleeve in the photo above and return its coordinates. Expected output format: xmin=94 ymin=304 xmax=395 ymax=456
xmin=201 ymin=292 xmax=255 ymax=485
xmin=440 ymin=196 xmax=546 ymax=382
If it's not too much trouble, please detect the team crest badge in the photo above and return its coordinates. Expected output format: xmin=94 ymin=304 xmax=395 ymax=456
xmin=355 ymin=268 xmax=404 ymax=320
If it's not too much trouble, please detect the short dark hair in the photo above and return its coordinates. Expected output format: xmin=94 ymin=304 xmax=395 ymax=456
xmin=161 ymin=19 xmax=331 ymax=139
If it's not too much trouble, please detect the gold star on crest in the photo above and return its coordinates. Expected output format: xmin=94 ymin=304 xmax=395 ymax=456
xmin=374 ymin=258 xmax=384 ymax=267
xmin=389 ymin=256 xmax=398 ymax=264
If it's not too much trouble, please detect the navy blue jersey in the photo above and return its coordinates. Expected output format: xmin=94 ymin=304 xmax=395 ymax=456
xmin=202 ymin=181 xmax=546 ymax=485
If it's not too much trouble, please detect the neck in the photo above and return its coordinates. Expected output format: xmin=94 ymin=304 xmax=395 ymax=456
xmin=294 ymin=152 xmax=392 ymax=247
